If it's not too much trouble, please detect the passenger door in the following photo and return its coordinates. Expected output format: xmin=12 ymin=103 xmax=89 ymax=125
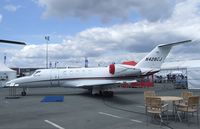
xmin=50 ymin=69 xmax=60 ymax=86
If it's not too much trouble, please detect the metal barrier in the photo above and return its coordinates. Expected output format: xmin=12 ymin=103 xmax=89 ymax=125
xmin=5 ymin=86 xmax=20 ymax=99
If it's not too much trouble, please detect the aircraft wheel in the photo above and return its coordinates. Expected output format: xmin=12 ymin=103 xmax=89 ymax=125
xmin=102 ymin=91 xmax=114 ymax=97
xmin=99 ymin=90 xmax=103 ymax=96
xmin=109 ymin=91 xmax=114 ymax=97
xmin=21 ymin=91 xmax=26 ymax=96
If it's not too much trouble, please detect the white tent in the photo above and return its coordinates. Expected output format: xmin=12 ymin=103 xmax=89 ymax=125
xmin=0 ymin=62 xmax=16 ymax=87
xmin=161 ymin=60 xmax=200 ymax=89
xmin=187 ymin=67 xmax=200 ymax=89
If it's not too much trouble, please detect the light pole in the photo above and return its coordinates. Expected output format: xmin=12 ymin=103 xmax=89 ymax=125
xmin=45 ymin=36 xmax=50 ymax=69
xmin=4 ymin=53 xmax=6 ymax=64
xmin=85 ymin=57 xmax=88 ymax=68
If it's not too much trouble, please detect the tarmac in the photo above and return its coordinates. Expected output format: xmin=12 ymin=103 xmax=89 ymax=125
xmin=0 ymin=84 xmax=200 ymax=129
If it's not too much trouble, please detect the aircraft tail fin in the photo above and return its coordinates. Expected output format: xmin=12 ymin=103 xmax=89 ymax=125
xmin=135 ymin=40 xmax=192 ymax=70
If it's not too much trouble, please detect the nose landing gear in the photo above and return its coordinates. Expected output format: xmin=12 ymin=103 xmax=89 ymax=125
xmin=21 ymin=91 xmax=26 ymax=96
xmin=21 ymin=87 xmax=27 ymax=96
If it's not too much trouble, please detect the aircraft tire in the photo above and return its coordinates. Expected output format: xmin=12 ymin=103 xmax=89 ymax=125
xmin=21 ymin=91 xmax=26 ymax=96
xmin=108 ymin=91 xmax=114 ymax=97
xmin=102 ymin=91 xmax=114 ymax=97
xmin=99 ymin=90 xmax=103 ymax=96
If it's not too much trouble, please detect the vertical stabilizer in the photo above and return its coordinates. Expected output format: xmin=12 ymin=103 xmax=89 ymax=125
xmin=135 ymin=40 xmax=191 ymax=70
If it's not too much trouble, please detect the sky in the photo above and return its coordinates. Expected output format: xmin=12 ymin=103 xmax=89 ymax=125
xmin=0 ymin=0 xmax=200 ymax=68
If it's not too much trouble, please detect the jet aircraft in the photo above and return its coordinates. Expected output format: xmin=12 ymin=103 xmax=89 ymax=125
xmin=6 ymin=40 xmax=191 ymax=96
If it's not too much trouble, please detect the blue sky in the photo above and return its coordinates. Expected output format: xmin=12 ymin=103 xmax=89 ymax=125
xmin=0 ymin=0 xmax=132 ymax=44
xmin=0 ymin=0 xmax=200 ymax=68
xmin=0 ymin=0 xmax=94 ymax=43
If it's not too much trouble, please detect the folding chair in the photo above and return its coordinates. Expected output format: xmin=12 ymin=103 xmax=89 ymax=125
xmin=146 ymin=97 xmax=168 ymax=126
xmin=176 ymin=96 xmax=199 ymax=125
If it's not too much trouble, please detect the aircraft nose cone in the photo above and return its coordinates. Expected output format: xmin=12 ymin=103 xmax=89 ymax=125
xmin=5 ymin=79 xmax=19 ymax=87
xmin=5 ymin=80 xmax=14 ymax=87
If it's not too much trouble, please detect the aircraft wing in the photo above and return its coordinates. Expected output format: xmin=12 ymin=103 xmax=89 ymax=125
xmin=73 ymin=79 xmax=137 ymax=89
xmin=0 ymin=39 xmax=26 ymax=45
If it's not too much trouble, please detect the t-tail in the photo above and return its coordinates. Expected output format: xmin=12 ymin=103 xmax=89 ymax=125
xmin=135 ymin=40 xmax=192 ymax=75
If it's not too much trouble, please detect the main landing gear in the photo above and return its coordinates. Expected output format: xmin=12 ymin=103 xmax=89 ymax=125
xmin=100 ymin=91 xmax=114 ymax=97
xmin=89 ymin=89 xmax=114 ymax=97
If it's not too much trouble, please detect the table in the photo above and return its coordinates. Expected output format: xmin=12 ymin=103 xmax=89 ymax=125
xmin=158 ymin=96 xmax=183 ymax=121
xmin=158 ymin=96 xmax=183 ymax=101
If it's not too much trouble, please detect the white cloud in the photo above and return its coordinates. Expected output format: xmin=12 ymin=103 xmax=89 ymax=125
xmin=37 ymin=0 xmax=176 ymax=22
xmin=4 ymin=4 xmax=21 ymax=12
xmin=5 ymin=0 xmax=200 ymax=67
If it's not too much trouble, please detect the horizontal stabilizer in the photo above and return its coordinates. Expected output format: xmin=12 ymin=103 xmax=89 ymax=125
xmin=158 ymin=40 xmax=192 ymax=47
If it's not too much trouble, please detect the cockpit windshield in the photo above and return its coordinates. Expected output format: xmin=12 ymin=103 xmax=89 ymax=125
xmin=33 ymin=70 xmax=41 ymax=76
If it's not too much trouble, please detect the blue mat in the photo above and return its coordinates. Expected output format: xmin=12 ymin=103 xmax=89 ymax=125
xmin=41 ymin=96 xmax=64 ymax=102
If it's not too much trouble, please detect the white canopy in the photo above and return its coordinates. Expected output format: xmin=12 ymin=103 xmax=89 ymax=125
xmin=161 ymin=60 xmax=200 ymax=89
xmin=0 ymin=62 xmax=16 ymax=87
xmin=0 ymin=62 xmax=15 ymax=72
xmin=161 ymin=60 xmax=200 ymax=69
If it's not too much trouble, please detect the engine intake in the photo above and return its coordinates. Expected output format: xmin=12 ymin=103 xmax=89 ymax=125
xmin=109 ymin=64 xmax=115 ymax=74
xmin=109 ymin=64 xmax=141 ymax=76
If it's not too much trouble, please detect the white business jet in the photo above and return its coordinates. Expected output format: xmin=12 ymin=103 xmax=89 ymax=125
xmin=6 ymin=40 xmax=191 ymax=96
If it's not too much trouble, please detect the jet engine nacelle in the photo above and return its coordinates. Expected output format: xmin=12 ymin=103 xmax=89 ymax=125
xmin=109 ymin=64 xmax=141 ymax=76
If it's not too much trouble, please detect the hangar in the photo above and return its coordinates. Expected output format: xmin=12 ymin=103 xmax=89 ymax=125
xmin=0 ymin=63 xmax=16 ymax=87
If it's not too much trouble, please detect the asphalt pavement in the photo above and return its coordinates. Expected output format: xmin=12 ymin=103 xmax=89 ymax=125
xmin=0 ymin=85 xmax=200 ymax=129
